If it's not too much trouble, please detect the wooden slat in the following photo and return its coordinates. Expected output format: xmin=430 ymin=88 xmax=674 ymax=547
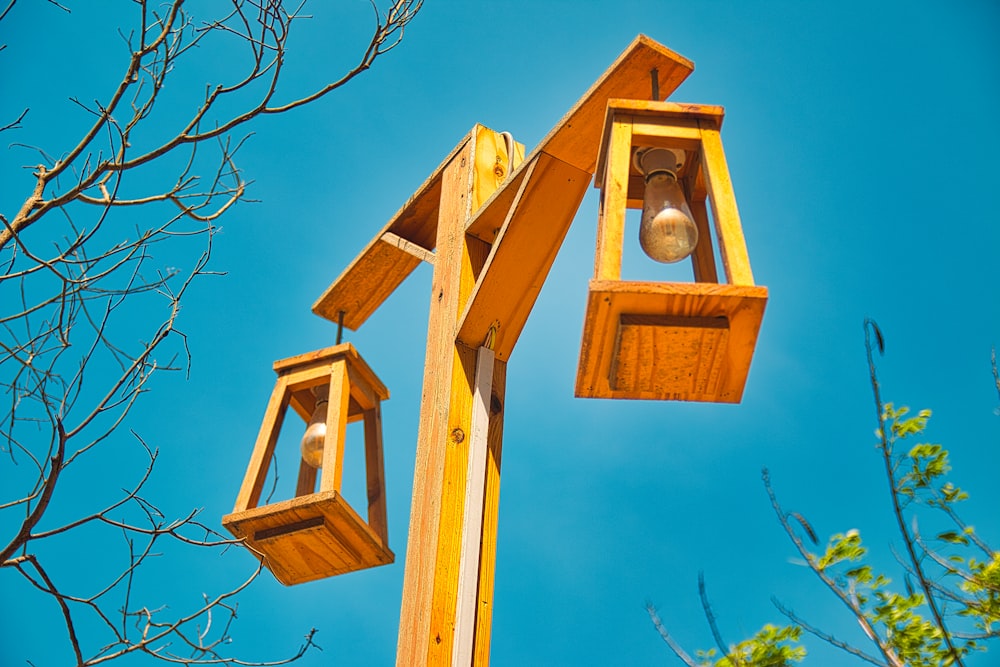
xmin=382 ymin=232 xmax=435 ymax=264
xmin=314 ymin=126 xmax=518 ymax=329
xmin=310 ymin=129 xmax=463 ymax=327
xmin=222 ymin=491 xmax=393 ymax=585
xmin=595 ymin=118 xmax=633 ymax=281
xmin=452 ymin=346 xmax=496 ymax=667
xmin=471 ymin=358 xmax=506 ymax=665
xmin=699 ymin=123 xmax=754 ymax=286
xmin=233 ymin=376 xmax=291 ymax=512
xmin=456 ymin=153 xmax=590 ymax=361
xmin=364 ymin=404 xmax=389 ymax=545
xmin=576 ymin=281 xmax=767 ymax=401
xmin=688 ymin=198 xmax=719 ymax=284
xmin=318 ymin=360 xmax=350 ymax=494
xmin=396 ymin=139 xmax=477 ymax=667
xmin=537 ymin=35 xmax=693 ymax=174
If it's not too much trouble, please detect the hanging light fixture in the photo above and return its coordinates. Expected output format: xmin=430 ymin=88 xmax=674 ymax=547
xmin=633 ymin=147 xmax=698 ymax=263
xmin=576 ymin=100 xmax=767 ymax=402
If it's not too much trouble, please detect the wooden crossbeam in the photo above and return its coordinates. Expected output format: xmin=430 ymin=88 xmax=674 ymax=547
xmin=312 ymin=35 xmax=694 ymax=334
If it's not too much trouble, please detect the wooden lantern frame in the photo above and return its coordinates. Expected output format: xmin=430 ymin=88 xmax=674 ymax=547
xmin=576 ymin=99 xmax=768 ymax=402
xmin=222 ymin=343 xmax=393 ymax=585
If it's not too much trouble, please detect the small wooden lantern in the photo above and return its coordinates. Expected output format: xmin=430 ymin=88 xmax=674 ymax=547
xmin=222 ymin=343 xmax=393 ymax=585
xmin=576 ymin=100 xmax=768 ymax=402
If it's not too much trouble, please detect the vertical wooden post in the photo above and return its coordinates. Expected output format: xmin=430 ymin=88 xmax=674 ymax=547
xmin=699 ymin=122 xmax=754 ymax=286
xmin=594 ymin=116 xmax=633 ymax=281
xmin=397 ymin=128 xmax=512 ymax=666
xmin=396 ymin=136 xmax=475 ymax=666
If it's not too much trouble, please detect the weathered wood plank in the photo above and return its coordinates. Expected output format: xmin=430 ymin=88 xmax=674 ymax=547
xmin=396 ymin=138 xmax=477 ymax=667
xmin=471 ymin=358 xmax=506 ymax=665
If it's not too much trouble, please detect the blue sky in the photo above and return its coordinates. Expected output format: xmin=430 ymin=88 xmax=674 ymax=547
xmin=2 ymin=1 xmax=999 ymax=665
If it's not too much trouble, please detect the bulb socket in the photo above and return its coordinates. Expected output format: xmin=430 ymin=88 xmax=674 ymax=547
xmin=633 ymin=147 xmax=684 ymax=180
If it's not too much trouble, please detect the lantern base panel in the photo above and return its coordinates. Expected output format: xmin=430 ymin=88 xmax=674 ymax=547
xmin=223 ymin=490 xmax=393 ymax=586
xmin=576 ymin=280 xmax=767 ymax=402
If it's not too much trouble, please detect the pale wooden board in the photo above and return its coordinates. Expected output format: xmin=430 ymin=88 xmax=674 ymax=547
xmin=452 ymin=346 xmax=496 ymax=666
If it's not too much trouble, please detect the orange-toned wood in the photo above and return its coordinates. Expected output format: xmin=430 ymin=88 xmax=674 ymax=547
xmin=425 ymin=343 xmax=477 ymax=666
xmin=313 ymin=126 xmax=519 ymax=329
xmin=540 ymin=35 xmax=693 ymax=174
xmin=595 ymin=118 xmax=633 ymax=282
xmin=364 ymin=404 xmax=389 ymax=545
xmin=453 ymin=345 xmax=496 ymax=665
xmin=319 ymin=359 xmax=350 ymax=494
xmin=474 ymin=126 xmax=525 ymax=212
xmin=295 ymin=459 xmax=317 ymax=497
xmin=688 ymin=197 xmax=719 ymax=284
xmin=222 ymin=490 xmax=393 ymax=585
xmin=382 ymin=231 xmax=436 ymax=265
xmin=576 ymin=281 xmax=767 ymax=402
xmin=224 ymin=343 xmax=392 ymax=586
xmin=396 ymin=137 xmax=477 ymax=667
xmin=233 ymin=376 xmax=291 ymax=512
xmin=425 ymin=205 xmax=497 ymax=665
xmin=398 ymin=127 xmax=519 ymax=667
xmin=465 ymin=155 xmax=538 ymax=244
xmin=699 ymin=124 xmax=754 ymax=286
xmin=315 ymin=37 xmax=694 ymax=333
xmin=456 ymin=153 xmax=590 ymax=360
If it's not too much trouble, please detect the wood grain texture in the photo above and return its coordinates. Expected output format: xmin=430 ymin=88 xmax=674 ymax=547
xmin=226 ymin=345 xmax=392 ymax=585
xmin=699 ymin=124 xmax=754 ymax=286
xmin=456 ymin=153 xmax=590 ymax=361
xmin=364 ymin=403 xmax=389 ymax=545
xmin=313 ymin=126 xmax=519 ymax=330
xmin=222 ymin=490 xmax=393 ymax=585
xmin=396 ymin=139 xmax=476 ymax=667
xmin=576 ymin=281 xmax=767 ymax=402
xmin=595 ymin=119 xmax=633 ymax=281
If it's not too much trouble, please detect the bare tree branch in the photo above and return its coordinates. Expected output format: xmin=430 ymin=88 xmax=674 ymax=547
xmin=1 ymin=1 xmax=422 ymax=665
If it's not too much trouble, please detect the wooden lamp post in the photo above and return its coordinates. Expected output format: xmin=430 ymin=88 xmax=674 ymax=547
xmin=222 ymin=343 xmax=392 ymax=586
xmin=576 ymin=101 xmax=768 ymax=402
xmin=222 ymin=35 xmax=766 ymax=666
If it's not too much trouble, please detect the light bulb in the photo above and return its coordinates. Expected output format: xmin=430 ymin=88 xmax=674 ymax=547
xmin=634 ymin=148 xmax=699 ymax=264
xmin=300 ymin=387 xmax=329 ymax=468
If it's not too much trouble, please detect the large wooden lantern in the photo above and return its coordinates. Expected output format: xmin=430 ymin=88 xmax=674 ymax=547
xmin=576 ymin=99 xmax=768 ymax=402
xmin=222 ymin=343 xmax=393 ymax=585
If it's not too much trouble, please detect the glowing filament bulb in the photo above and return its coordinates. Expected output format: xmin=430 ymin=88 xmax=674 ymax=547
xmin=300 ymin=385 xmax=329 ymax=468
xmin=635 ymin=148 xmax=699 ymax=264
